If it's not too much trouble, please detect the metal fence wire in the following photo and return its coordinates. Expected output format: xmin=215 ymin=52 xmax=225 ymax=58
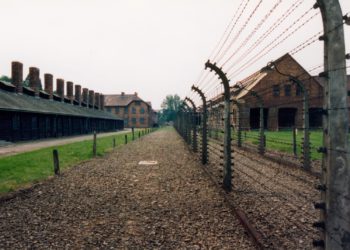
xmin=175 ymin=1 xmax=349 ymax=249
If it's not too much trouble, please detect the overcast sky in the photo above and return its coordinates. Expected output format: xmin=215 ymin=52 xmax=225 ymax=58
xmin=1 ymin=0 xmax=349 ymax=109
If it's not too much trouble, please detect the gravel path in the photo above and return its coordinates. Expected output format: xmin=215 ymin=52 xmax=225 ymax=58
xmin=205 ymin=137 xmax=319 ymax=249
xmin=0 ymin=128 xmax=254 ymax=249
xmin=0 ymin=129 xmax=130 ymax=157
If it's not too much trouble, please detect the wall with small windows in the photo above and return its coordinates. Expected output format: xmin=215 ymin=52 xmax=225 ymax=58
xmin=233 ymin=54 xmax=323 ymax=131
xmin=104 ymin=94 xmax=154 ymax=128
xmin=106 ymin=101 xmax=151 ymax=128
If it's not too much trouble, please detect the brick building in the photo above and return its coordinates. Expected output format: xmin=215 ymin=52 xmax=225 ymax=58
xmin=104 ymin=92 xmax=155 ymax=128
xmin=231 ymin=53 xmax=324 ymax=130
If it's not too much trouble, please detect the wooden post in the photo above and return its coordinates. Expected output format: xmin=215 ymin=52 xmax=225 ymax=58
xmin=125 ymin=134 xmax=128 ymax=144
xmin=53 ymin=149 xmax=60 ymax=175
xmin=132 ymin=128 xmax=135 ymax=140
xmin=138 ymin=131 xmax=141 ymax=138
xmin=93 ymin=131 xmax=97 ymax=157
xmin=113 ymin=138 xmax=116 ymax=149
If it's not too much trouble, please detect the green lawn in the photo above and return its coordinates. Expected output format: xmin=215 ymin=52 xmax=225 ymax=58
xmin=233 ymin=129 xmax=323 ymax=160
xmin=0 ymin=129 xmax=154 ymax=194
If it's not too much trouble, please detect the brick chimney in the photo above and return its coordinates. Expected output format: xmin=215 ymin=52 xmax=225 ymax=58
xmin=134 ymin=92 xmax=138 ymax=96
xmin=89 ymin=90 xmax=94 ymax=108
xmin=44 ymin=73 xmax=53 ymax=100
xmin=121 ymin=92 xmax=125 ymax=96
xmin=56 ymin=78 xmax=65 ymax=102
xmin=100 ymin=94 xmax=105 ymax=110
xmin=94 ymin=92 xmax=100 ymax=110
xmin=29 ymin=67 xmax=40 ymax=97
xmin=82 ymin=88 xmax=89 ymax=106
xmin=66 ymin=81 xmax=74 ymax=104
xmin=75 ymin=85 xmax=82 ymax=106
xmin=89 ymin=90 xmax=95 ymax=108
xmin=11 ymin=61 xmax=23 ymax=94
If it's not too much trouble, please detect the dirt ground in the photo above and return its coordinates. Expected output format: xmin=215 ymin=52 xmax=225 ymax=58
xmin=0 ymin=129 xmax=130 ymax=157
xmin=0 ymin=128 xmax=254 ymax=249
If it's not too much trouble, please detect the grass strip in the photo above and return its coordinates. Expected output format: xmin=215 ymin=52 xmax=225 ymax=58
xmin=0 ymin=129 xmax=153 ymax=194
xmin=237 ymin=129 xmax=323 ymax=160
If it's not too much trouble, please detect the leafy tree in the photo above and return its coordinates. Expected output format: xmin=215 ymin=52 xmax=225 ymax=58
xmin=0 ymin=75 xmax=11 ymax=82
xmin=159 ymin=94 xmax=183 ymax=123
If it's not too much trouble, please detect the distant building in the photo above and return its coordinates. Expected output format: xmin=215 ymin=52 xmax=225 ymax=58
xmin=104 ymin=92 xmax=156 ymax=128
xmin=232 ymin=53 xmax=323 ymax=130
xmin=207 ymin=53 xmax=325 ymax=131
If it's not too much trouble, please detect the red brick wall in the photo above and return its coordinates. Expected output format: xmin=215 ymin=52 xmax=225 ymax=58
xmin=107 ymin=101 xmax=152 ymax=128
xmin=234 ymin=54 xmax=323 ymax=130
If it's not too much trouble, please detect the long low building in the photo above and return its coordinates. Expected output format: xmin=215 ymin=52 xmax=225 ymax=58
xmin=0 ymin=61 xmax=123 ymax=142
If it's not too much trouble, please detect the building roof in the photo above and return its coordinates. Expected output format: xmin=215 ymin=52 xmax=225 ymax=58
xmin=234 ymin=71 xmax=267 ymax=99
xmin=0 ymin=87 xmax=121 ymax=120
xmin=104 ymin=93 xmax=151 ymax=107
xmin=232 ymin=53 xmax=316 ymax=99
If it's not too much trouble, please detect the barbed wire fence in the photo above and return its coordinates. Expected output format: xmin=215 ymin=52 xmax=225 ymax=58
xmin=175 ymin=0 xmax=349 ymax=249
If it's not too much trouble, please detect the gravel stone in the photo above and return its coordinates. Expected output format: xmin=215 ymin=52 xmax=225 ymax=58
xmin=0 ymin=129 xmax=255 ymax=249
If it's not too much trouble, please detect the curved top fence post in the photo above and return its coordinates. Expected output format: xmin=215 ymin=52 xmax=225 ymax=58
xmin=185 ymin=97 xmax=198 ymax=152
xmin=205 ymin=60 xmax=232 ymax=192
xmin=185 ymin=97 xmax=197 ymax=112
xmin=315 ymin=1 xmax=349 ymax=249
xmin=192 ymin=85 xmax=208 ymax=165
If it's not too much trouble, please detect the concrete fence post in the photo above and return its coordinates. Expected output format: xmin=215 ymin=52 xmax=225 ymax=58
xmin=205 ymin=60 xmax=232 ymax=192
xmin=185 ymin=97 xmax=198 ymax=152
xmin=183 ymin=103 xmax=192 ymax=146
xmin=232 ymin=99 xmax=242 ymax=147
xmin=315 ymin=1 xmax=349 ymax=248
xmin=290 ymin=77 xmax=310 ymax=170
xmin=192 ymin=85 xmax=208 ymax=165
xmin=292 ymin=126 xmax=297 ymax=157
